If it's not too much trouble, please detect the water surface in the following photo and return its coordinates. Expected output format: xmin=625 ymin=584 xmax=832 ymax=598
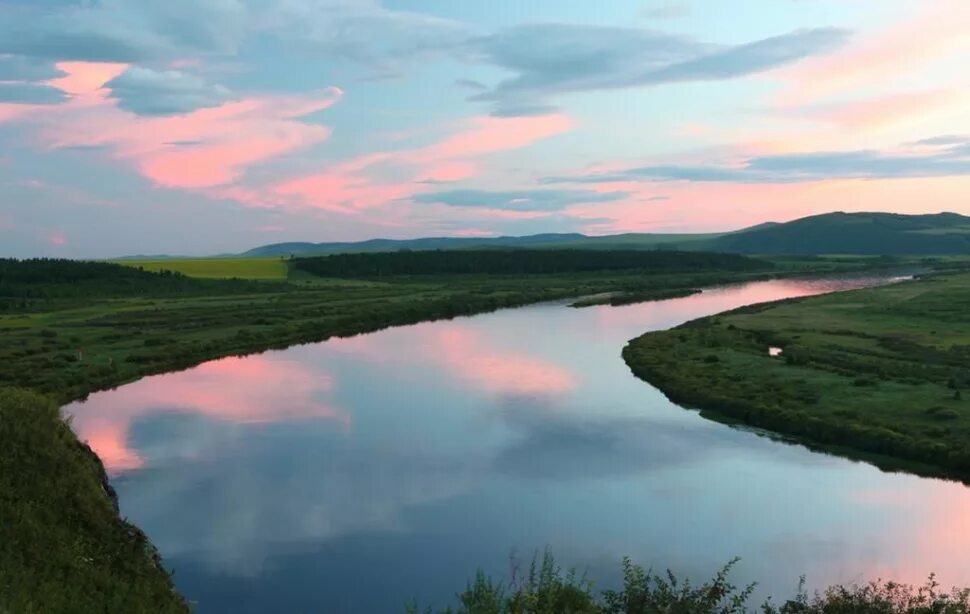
xmin=66 ymin=277 xmax=970 ymax=612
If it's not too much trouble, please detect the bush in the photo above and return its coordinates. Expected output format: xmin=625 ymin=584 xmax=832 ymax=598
xmin=417 ymin=554 xmax=970 ymax=614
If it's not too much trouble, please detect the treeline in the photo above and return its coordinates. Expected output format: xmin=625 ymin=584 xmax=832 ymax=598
xmin=0 ymin=259 xmax=279 ymax=309
xmin=293 ymin=250 xmax=769 ymax=278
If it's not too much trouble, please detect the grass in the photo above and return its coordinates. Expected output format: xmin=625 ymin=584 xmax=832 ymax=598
xmin=0 ymin=388 xmax=187 ymax=613
xmin=623 ymin=271 xmax=970 ymax=481
xmin=117 ymin=256 xmax=289 ymax=280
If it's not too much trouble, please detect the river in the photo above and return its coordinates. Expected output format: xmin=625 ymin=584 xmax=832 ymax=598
xmin=64 ymin=276 xmax=970 ymax=612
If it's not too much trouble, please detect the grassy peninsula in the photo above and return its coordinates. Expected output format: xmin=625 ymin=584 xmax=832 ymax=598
xmin=623 ymin=271 xmax=970 ymax=481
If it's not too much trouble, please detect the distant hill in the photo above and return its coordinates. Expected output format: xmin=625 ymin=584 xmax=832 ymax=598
xmin=227 ymin=211 xmax=970 ymax=259
xmin=707 ymin=212 xmax=970 ymax=255
xmin=243 ymin=233 xmax=585 ymax=256
xmin=242 ymin=231 xmax=734 ymax=257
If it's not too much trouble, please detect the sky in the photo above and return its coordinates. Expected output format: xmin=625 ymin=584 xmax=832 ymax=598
xmin=0 ymin=0 xmax=968 ymax=257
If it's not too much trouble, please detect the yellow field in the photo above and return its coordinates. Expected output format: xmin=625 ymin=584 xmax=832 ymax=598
xmin=118 ymin=257 xmax=289 ymax=280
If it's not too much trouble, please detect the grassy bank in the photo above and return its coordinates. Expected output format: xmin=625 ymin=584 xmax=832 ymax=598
xmin=623 ymin=271 xmax=970 ymax=481
xmin=1 ymin=251 xmax=837 ymax=403
xmin=0 ymin=388 xmax=188 ymax=613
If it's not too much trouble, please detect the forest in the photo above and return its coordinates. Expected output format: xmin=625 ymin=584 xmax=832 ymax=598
xmin=291 ymin=249 xmax=769 ymax=277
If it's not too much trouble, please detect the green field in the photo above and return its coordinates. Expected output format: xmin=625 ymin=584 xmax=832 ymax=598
xmin=624 ymin=271 xmax=970 ymax=480
xmin=118 ymin=257 xmax=289 ymax=280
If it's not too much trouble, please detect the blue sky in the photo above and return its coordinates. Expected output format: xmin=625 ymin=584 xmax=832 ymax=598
xmin=0 ymin=0 xmax=967 ymax=257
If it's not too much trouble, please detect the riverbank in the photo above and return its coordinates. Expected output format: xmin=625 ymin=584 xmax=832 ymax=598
xmin=0 ymin=388 xmax=189 ymax=613
xmin=3 ymin=251 xmax=865 ymax=404
xmin=623 ymin=271 xmax=970 ymax=482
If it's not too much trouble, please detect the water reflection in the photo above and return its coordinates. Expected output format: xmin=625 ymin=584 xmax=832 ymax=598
xmin=64 ymin=276 xmax=970 ymax=613
xmin=328 ymin=322 xmax=575 ymax=397
xmin=69 ymin=355 xmax=347 ymax=473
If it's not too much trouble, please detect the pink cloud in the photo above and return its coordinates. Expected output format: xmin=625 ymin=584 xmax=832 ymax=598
xmin=0 ymin=62 xmax=347 ymax=196
xmin=48 ymin=61 xmax=129 ymax=95
xmin=776 ymin=1 xmax=970 ymax=104
xmin=269 ymin=114 xmax=573 ymax=212
xmin=0 ymin=104 xmax=45 ymax=124
xmin=423 ymin=114 xmax=573 ymax=159
xmin=45 ymin=230 xmax=68 ymax=246
xmin=813 ymin=89 xmax=970 ymax=133
xmin=33 ymin=75 xmax=342 ymax=189
xmin=567 ymin=176 xmax=970 ymax=235
xmin=7 ymin=60 xmax=571 ymax=223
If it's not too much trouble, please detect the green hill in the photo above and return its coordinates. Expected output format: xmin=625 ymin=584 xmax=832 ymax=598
xmin=241 ymin=231 xmax=731 ymax=256
xmin=230 ymin=211 xmax=970 ymax=258
xmin=707 ymin=212 xmax=970 ymax=255
xmin=243 ymin=233 xmax=589 ymax=256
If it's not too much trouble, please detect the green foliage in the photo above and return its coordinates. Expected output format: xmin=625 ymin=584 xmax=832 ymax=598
xmin=0 ymin=257 xmax=283 ymax=311
xmin=0 ymin=388 xmax=187 ymax=613
xmin=764 ymin=575 xmax=970 ymax=613
xmin=416 ymin=554 xmax=970 ymax=614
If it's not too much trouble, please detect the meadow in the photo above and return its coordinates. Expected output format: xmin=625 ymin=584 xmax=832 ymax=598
xmin=624 ymin=271 xmax=970 ymax=481
xmin=117 ymin=256 xmax=290 ymax=280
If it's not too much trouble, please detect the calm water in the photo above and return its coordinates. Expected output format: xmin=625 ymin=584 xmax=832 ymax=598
xmin=65 ymin=277 xmax=970 ymax=613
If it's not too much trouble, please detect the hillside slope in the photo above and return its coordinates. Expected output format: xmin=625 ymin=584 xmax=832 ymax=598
xmin=709 ymin=212 xmax=970 ymax=255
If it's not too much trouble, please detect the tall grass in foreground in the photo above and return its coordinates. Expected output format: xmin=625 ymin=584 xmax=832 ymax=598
xmin=408 ymin=551 xmax=970 ymax=613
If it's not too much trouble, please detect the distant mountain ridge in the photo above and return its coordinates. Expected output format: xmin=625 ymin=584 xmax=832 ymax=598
xmin=242 ymin=233 xmax=589 ymax=257
xmin=235 ymin=211 xmax=970 ymax=257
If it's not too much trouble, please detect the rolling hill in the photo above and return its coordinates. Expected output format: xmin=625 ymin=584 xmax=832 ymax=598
xmin=231 ymin=211 xmax=970 ymax=258
xmin=706 ymin=212 xmax=970 ymax=255
xmin=241 ymin=231 xmax=731 ymax=257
